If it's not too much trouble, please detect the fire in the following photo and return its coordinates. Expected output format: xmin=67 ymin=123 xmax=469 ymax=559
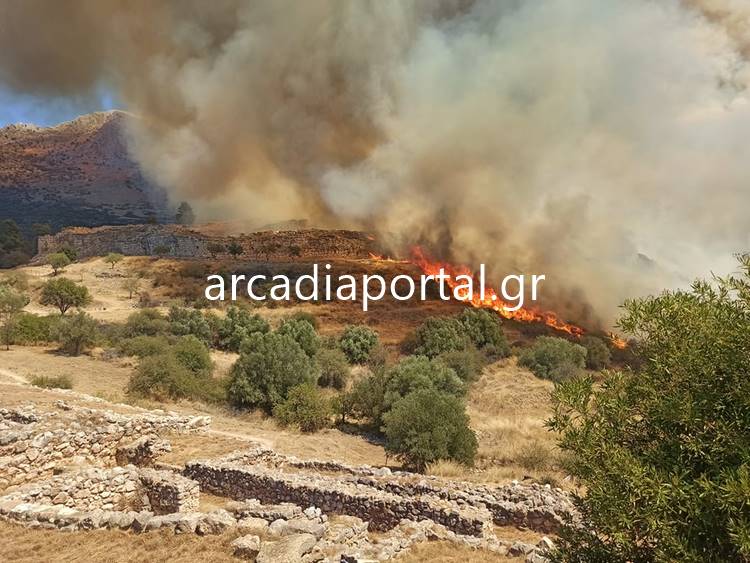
xmin=409 ymin=246 xmax=586 ymax=337
xmin=368 ymin=252 xmax=408 ymax=263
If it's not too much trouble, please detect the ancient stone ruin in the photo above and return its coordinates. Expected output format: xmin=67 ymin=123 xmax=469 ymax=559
xmin=0 ymin=401 xmax=570 ymax=561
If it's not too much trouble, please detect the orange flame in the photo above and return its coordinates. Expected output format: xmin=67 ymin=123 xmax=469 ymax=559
xmin=368 ymin=252 xmax=408 ymax=263
xmin=409 ymin=246 xmax=586 ymax=337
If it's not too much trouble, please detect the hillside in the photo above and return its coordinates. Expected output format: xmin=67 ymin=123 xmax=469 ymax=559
xmin=0 ymin=111 xmax=169 ymax=233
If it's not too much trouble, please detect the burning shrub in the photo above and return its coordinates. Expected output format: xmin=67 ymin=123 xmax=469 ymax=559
xmin=277 ymin=318 xmax=319 ymax=358
xmin=580 ymin=335 xmax=612 ymax=370
xmin=273 ymin=382 xmax=332 ymax=432
xmin=315 ymin=347 xmax=350 ymax=390
xmin=518 ymin=336 xmax=586 ymax=382
xmin=458 ymin=308 xmax=510 ymax=358
xmin=411 ymin=316 xmax=468 ymax=359
xmin=217 ymin=305 xmax=269 ymax=352
xmin=383 ymin=388 xmax=477 ymax=472
xmin=168 ymin=305 xmax=212 ymax=344
xmin=549 ymin=256 xmax=750 ymax=562
xmin=228 ymin=332 xmax=317 ymax=412
xmin=339 ymin=325 xmax=379 ymax=364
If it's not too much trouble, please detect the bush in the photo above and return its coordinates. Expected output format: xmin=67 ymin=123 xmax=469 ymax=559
xmin=172 ymin=335 xmax=212 ymax=376
xmin=54 ymin=311 xmax=98 ymax=356
xmin=412 ymin=317 xmax=468 ymax=358
xmin=315 ymin=348 xmax=350 ymax=389
xmin=40 ymin=278 xmax=91 ymax=314
xmin=580 ymin=335 xmax=611 ymax=370
xmin=437 ymin=347 xmax=486 ymax=383
xmin=273 ymin=382 xmax=332 ymax=432
xmin=339 ymin=325 xmax=378 ymax=364
xmin=383 ymin=389 xmax=477 ymax=472
xmin=218 ymin=306 xmax=269 ymax=352
xmin=518 ymin=336 xmax=586 ymax=381
xmin=0 ymin=285 xmax=29 ymax=350
xmin=58 ymin=244 xmax=78 ymax=262
xmin=548 ymin=256 xmax=750 ymax=562
xmin=287 ymin=310 xmax=318 ymax=329
xmin=383 ymin=355 xmax=464 ymax=409
xmin=168 ymin=306 xmax=212 ymax=344
xmin=118 ymin=335 xmax=171 ymax=358
xmin=124 ymin=309 xmax=170 ymax=337
xmin=459 ymin=309 xmax=510 ymax=357
xmin=12 ymin=313 xmax=61 ymax=345
xmin=1 ymin=271 xmax=29 ymax=291
xmin=341 ymin=371 xmax=388 ymax=426
xmin=30 ymin=374 xmax=73 ymax=389
xmin=228 ymin=332 xmax=317 ymax=412
xmin=277 ymin=318 xmax=319 ymax=358
xmin=127 ymin=354 xmax=195 ymax=401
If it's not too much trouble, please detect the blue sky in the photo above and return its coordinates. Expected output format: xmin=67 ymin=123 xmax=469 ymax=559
xmin=0 ymin=87 xmax=118 ymax=127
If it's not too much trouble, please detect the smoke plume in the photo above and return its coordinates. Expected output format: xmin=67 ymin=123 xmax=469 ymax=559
xmin=1 ymin=0 xmax=749 ymax=325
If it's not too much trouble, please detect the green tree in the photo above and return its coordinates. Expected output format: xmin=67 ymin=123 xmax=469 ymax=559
xmin=458 ymin=308 xmax=511 ymax=358
xmin=217 ymin=306 xmax=269 ymax=352
xmin=518 ymin=336 xmax=586 ymax=381
xmin=58 ymin=245 xmax=78 ymax=262
xmin=124 ymin=308 xmax=170 ymax=337
xmin=412 ymin=316 xmax=468 ymax=358
xmin=172 ymin=335 xmax=212 ymax=376
xmin=437 ymin=347 xmax=486 ymax=383
xmin=383 ymin=389 xmax=477 ymax=472
xmin=273 ymin=382 xmax=332 ymax=432
xmin=175 ymin=201 xmax=195 ymax=225
xmin=55 ymin=310 xmax=98 ymax=356
xmin=383 ymin=355 xmax=464 ymax=410
xmin=316 ymin=347 xmax=350 ymax=390
xmin=277 ymin=318 xmax=319 ymax=358
xmin=580 ymin=335 xmax=612 ymax=370
xmin=228 ymin=331 xmax=317 ymax=412
xmin=104 ymin=252 xmax=124 ymax=269
xmin=0 ymin=286 xmax=29 ymax=350
xmin=40 ymin=278 xmax=91 ymax=315
xmin=339 ymin=325 xmax=379 ymax=364
xmin=227 ymin=240 xmax=243 ymax=258
xmin=168 ymin=306 xmax=212 ymax=344
xmin=127 ymin=354 xmax=195 ymax=401
xmin=31 ymin=223 xmax=52 ymax=237
xmin=47 ymin=252 xmax=71 ymax=275
xmin=548 ymin=256 xmax=750 ymax=562
xmin=342 ymin=371 xmax=388 ymax=426
xmin=0 ymin=219 xmax=30 ymax=268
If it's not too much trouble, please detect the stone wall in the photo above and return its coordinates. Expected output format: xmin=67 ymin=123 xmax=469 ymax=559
xmin=138 ymin=468 xmax=200 ymax=514
xmin=183 ymin=460 xmax=494 ymax=537
xmin=36 ymin=224 xmax=380 ymax=261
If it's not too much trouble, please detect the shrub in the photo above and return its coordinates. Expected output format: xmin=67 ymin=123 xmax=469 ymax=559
xmin=172 ymin=335 xmax=212 ymax=376
xmin=58 ymin=244 xmax=78 ymax=262
xmin=104 ymin=252 xmax=124 ymax=269
xmin=168 ymin=306 xmax=212 ymax=344
xmin=412 ymin=317 xmax=468 ymax=358
xmin=287 ymin=310 xmax=318 ymax=329
xmin=316 ymin=348 xmax=350 ymax=389
xmin=366 ymin=343 xmax=389 ymax=369
xmin=121 ymin=277 xmax=140 ymax=300
xmin=12 ymin=313 xmax=60 ymax=345
xmin=30 ymin=374 xmax=73 ymax=389
xmin=228 ymin=332 xmax=317 ymax=412
xmin=383 ymin=389 xmax=477 ymax=472
xmin=342 ymin=371 xmax=388 ymax=426
xmin=339 ymin=325 xmax=378 ymax=364
xmin=383 ymin=355 xmax=464 ymax=410
xmin=217 ymin=306 xmax=269 ymax=352
xmin=1 ymin=271 xmax=29 ymax=291
xmin=124 ymin=309 xmax=170 ymax=337
xmin=548 ymin=256 xmax=750 ymax=562
xmin=54 ymin=310 xmax=98 ymax=355
xmin=437 ymin=347 xmax=486 ymax=383
xmin=40 ymin=278 xmax=91 ymax=315
xmin=458 ymin=309 xmax=510 ymax=357
xmin=47 ymin=252 xmax=71 ymax=275
xmin=118 ymin=335 xmax=171 ymax=358
xmin=127 ymin=354 xmax=195 ymax=401
xmin=0 ymin=285 xmax=29 ymax=350
xmin=273 ymin=382 xmax=332 ymax=432
xmin=518 ymin=336 xmax=586 ymax=381
xmin=277 ymin=318 xmax=319 ymax=357
xmin=580 ymin=335 xmax=611 ymax=370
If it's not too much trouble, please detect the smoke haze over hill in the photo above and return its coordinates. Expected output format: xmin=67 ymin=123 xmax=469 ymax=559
xmin=1 ymin=0 xmax=749 ymax=324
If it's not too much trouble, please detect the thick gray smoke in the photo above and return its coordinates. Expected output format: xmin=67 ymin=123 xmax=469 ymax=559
xmin=1 ymin=0 xmax=749 ymax=325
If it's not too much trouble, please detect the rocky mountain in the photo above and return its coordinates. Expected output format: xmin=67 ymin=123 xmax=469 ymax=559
xmin=0 ymin=110 xmax=169 ymax=234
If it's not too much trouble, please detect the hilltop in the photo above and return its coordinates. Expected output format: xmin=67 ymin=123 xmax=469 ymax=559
xmin=0 ymin=110 xmax=169 ymax=233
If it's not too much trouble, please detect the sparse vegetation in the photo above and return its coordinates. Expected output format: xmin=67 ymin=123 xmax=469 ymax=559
xmin=227 ymin=240 xmax=243 ymax=258
xmin=518 ymin=336 xmax=586 ymax=382
xmin=104 ymin=252 xmax=124 ymax=269
xmin=29 ymin=374 xmax=73 ymax=389
xmin=339 ymin=325 xmax=378 ymax=364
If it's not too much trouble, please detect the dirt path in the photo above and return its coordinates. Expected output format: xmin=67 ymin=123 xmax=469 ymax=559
xmin=0 ymin=367 xmax=28 ymax=385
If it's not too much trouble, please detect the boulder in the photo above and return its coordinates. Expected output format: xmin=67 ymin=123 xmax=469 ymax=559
xmin=237 ymin=516 xmax=270 ymax=535
xmin=231 ymin=534 xmax=261 ymax=560
xmin=196 ymin=509 xmax=236 ymax=535
xmin=257 ymin=534 xmax=317 ymax=563
xmin=279 ymin=518 xmax=327 ymax=540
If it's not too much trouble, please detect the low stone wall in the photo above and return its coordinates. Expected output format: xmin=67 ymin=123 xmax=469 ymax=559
xmin=115 ymin=435 xmax=172 ymax=467
xmin=0 ymin=403 xmax=210 ymax=488
xmin=183 ymin=461 xmax=494 ymax=537
xmin=138 ymin=468 xmax=199 ymax=514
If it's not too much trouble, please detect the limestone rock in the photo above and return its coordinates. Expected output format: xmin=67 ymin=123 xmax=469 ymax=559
xmin=231 ymin=534 xmax=261 ymax=560
xmin=196 ymin=509 xmax=236 ymax=535
xmin=257 ymin=534 xmax=317 ymax=563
